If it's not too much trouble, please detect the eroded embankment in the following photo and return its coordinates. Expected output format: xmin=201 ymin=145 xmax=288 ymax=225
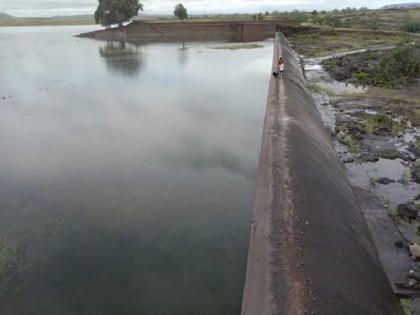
xmin=241 ymin=33 xmax=403 ymax=315
xmin=77 ymin=21 xmax=310 ymax=42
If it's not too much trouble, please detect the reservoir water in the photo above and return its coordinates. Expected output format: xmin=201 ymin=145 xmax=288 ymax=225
xmin=0 ymin=26 xmax=272 ymax=314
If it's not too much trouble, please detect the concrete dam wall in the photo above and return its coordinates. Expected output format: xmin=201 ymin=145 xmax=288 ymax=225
xmin=241 ymin=33 xmax=403 ymax=315
xmin=77 ymin=21 xmax=310 ymax=42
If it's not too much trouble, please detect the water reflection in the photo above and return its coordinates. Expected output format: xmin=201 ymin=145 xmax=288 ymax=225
xmin=0 ymin=26 xmax=273 ymax=315
xmin=163 ymin=135 xmax=257 ymax=180
xmin=99 ymin=41 xmax=142 ymax=76
xmin=177 ymin=42 xmax=189 ymax=67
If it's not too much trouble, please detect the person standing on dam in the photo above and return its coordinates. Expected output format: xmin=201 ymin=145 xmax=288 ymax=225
xmin=278 ymin=56 xmax=285 ymax=78
xmin=273 ymin=56 xmax=285 ymax=78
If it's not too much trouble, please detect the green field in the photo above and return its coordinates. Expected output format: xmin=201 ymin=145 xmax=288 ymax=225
xmin=0 ymin=18 xmax=95 ymax=27
xmin=308 ymin=8 xmax=420 ymax=32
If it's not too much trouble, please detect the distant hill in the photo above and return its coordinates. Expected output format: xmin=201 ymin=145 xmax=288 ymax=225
xmin=51 ymin=14 xmax=94 ymax=20
xmin=382 ymin=2 xmax=420 ymax=9
xmin=0 ymin=13 xmax=92 ymax=20
xmin=0 ymin=12 xmax=13 ymax=19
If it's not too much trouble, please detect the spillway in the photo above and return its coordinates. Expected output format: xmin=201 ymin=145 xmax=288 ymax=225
xmin=241 ymin=33 xmax=403 ymax=315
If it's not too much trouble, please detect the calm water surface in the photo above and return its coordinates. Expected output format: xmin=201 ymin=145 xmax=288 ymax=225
xmin=0 ymin=26 xmax=272 ymax=314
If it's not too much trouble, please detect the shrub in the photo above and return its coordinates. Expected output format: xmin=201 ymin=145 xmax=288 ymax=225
xmin=373 ymin=46 xmax=420 ymax=88
xmin=364 ymin=114 xmax=394 ymax=135
xmin=401 ymin=22 xmax=420 ymax=33
xmin=351 ymin=71 xmax=369 ymax=86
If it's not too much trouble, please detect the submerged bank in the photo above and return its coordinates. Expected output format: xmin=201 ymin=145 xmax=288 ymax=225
xmin=0 ymin=26 xmax=273 ymax=314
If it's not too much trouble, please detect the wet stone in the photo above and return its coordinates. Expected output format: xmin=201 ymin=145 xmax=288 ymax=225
xmin=376 ymin=177 xmax=395 ymax=185
xmin=409 ymin=243 xmax=420 ymax=260
xmin=343 ymin=157 xmax=354 ymax=164
xmin=408 ymin=143 xmax=420 ymax=158
xmin=358 ymin=152 xmax=380 ymax=162
xmin=412 ymin=166 xmax=420 ymax=184
xmin=400 ymin=152 xmax=415 ymax=162
xmin=398 ymin=204 xmax=418 ymax=222
xmin=378 ymin=148 xmax=400 ymax=160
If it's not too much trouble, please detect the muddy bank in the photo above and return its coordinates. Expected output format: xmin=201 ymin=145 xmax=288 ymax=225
xmin=77 ymin=21 xmax=311 ymax=43
xmin=241 ymin=33 xmax=402 ymax=314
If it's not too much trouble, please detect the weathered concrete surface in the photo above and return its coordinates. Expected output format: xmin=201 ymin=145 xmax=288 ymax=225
xmin=241 ymin=33 xmax=403 ymax=315
xmin=77 ymin=21 xmax=311 ymax=42
xmin=354 ymin=186 xmax=418 ymax=296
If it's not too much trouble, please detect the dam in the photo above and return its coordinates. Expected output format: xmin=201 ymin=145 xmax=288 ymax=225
xmin=241 ymin=33 xmax=403 ymax=314
xmin=0 ymin=24 xmax=406 ymax=314
xmin=77 ymin=24 xmax=405 ymax=313
xmin=77 ymin=20 xmax=310 ymax=42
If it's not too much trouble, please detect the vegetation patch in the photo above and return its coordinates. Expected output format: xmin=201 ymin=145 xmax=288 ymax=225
xmin=374 ymin=45 xmax=420 ymax=88
xmin=401 ymin=298 xmax=412 ymax=315
xmin=400 ymin=169 xmax=412 ymax=186
xmin=322 ymin=44 xmax=420 ymax=89
xmin=362 ymin=113 xmax=407 ymax=135
xmin=307 ymin=7 xmax=420 ymax=32
xmin=343 ymin=134 xmax=361 ymax=153
xmin=369 ymin=177 xmax=379 ymax=187
xmin=364 ymin=114 xmax=393 ymax=134
xmin=308 ymin=83 xmax=323 ymax=93
xmin=0 ymin=235 xmax=20 ymax=295
xmin=211 ymin=44 xmax=264 ymax=50
xmin=351 ymin=71 xmax=369 ymax=87
xmin=308 ymin=82 xmax=338 ymax=96
xmin=289 ymin=30 xmax=416 ymax=57
xmin=401 ymin=21 xmax=420 ymax=33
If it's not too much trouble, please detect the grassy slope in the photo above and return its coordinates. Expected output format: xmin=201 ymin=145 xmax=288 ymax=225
xmin=289 ymin=29 xmax=419 ymax=57
xmin=343 ymin=9 xmax=420 ymax=31
xmin=309 ymin=8 xmax=420 ymax=32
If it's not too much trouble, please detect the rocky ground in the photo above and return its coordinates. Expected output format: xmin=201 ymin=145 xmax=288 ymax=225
xmin=302 ymin=52 xmax=420 ymax=314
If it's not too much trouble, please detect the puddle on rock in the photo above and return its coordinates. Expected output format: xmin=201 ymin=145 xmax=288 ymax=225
xmin=347 ymin=158 xmax=420 ymax=207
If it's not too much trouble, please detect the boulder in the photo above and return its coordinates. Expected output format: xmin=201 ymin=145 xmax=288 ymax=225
xmin=409 ymin=243 xmax=420 ymax=260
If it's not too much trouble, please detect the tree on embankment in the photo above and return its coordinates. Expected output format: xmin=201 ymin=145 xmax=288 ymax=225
xmin=95 ymin=0 xmax=143 ymax=28
xmin=174 ymin=3 xmax=188 ymax=22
